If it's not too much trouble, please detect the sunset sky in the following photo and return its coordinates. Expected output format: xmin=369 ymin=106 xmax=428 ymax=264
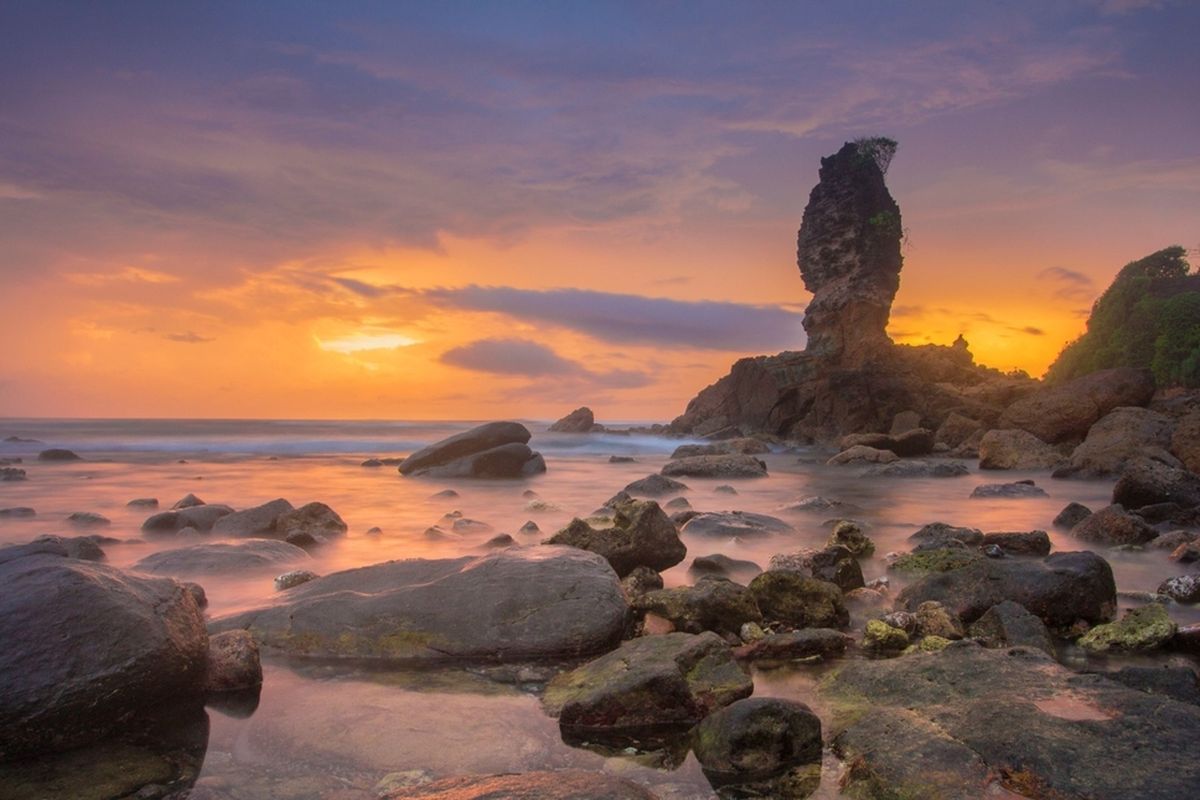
xmin=1 ymin=1 xmax=1198 ymax=421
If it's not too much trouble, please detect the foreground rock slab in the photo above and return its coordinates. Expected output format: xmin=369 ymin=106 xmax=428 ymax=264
xmin=825 ymin=642 xmax=1200 ymax=800
xmin=211 ymin=546 xmax=627 ymax=661
xmin=380 ymin=770 xmax=658 ymax=799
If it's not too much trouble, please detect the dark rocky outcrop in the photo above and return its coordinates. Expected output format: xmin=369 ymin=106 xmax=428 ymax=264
xmin=1061 ymin=406 xmax=1176 ymax=477
xmin=547 ymin=499 xmax=686 ymax=577
xmin=548 ymin=407 xmax=597 ymax=433
xmin=211 ymin=546 xmax=627 ymax=662
xmin=978 ymin=429 xmax=1063 ymax=470
xmin=37 ymin=448 xmax=81 ymax=461
xmin=398 ymin=422 xmax=546 ymax=478
xmin=997 ymin=367 xmax=1155 ymax=444
xmin=671 ymin=438 xmax=770 ymax=459
xmin=0 ymin=550 xmax=208 ymax=760
xmin=1112 ymin=456 xmax=1200 ymax=511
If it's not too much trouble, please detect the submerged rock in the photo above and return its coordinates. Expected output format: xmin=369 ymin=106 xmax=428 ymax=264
xmin=859 ymin=459 xmax=969 ymax=478
xmin=66 ymin=511 xmax=111 ymax=527
xmin=211 ymin=546 xmax=628 ymax=662
xmin=671 ymin=438 xmax=770 ymax=459
xmin=633 ymin=575 xmax=762 ymax=637
xmin=274 ymin=569 xmax=319 ymax=591
xmin=624 ymin=473 xmax=689 ymax=497
xmin=0 ymin=506 xmax=35 ymax=518
xmin=38 ymin=448 xmax=81 ymax=461
xmin=172 ymin=493 xmax=205 ymax=509
xmin=689 ymin=553 xmax=763 ymax=579
xmin=1053 ymin=501 xmax=1093 ymax=529
xmin=142 ymin=503 xmax=234 ymax=534
xmin=0 ymin=467 xmax=27 ymax=481
xmin=661 ymin=454 xmax=768 ymax=479
xmin=548 ymin=499 xmax=686 ymax=577
xmin=681 ymin=511 xmax=792 ymax=539
xmin=398 ymin=421 xmax=546 ymax=479
xmin=981 ymin=529 xmax=1051 ymax=556
xmin=134 ymin=539 xmax=309 ymax=576
xmin=970 ymin=480 xmax=1048 ymax=498
xmin=908 ymin=521 xmax=984 ymax=549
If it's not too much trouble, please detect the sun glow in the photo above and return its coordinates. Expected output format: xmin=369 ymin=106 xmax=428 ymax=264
xmin=315 ymin=332 xmax=422 ymax=354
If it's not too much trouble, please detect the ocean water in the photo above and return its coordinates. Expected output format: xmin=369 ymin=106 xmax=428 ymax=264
xmin=0 ymin=418 xmax=1195 ymax=799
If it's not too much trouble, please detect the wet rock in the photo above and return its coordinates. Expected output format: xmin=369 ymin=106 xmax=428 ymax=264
xmin=1062 ymin=406 xmax=1176 ymax=477
xmin=211 ymin=498 xmax=294 ymax=537
xmin=661 ymin=454 xmax=768 ymax=479
xmin=126 ymin=498 xmax=158 ymax=509
xmin=1169 ymin=541 xmax=1200 ymax=562
xmin=0 ymin=551 xmax=207 ymax=759
xmin=691 ymin=697 xmax=822 ymax=792
xmin=860 ymin=459 xmax=970 ymax=478
xmin=0 ymin=506 xmax=36 ymax=518
xmin=609 ymin=455 xmax=637 ymax=463
xmin=32 ymin=534 xmax=106 ymax=561
xmin=1113 ymin=456 xmax=1200 ymax=511
xmin=1171 ymin=410 xmax=1200 ymax=473
xmin=891 ymin=548 xmax=982 ymax=574
xmin=670 ymin=438 xmax=770 ymax=459
xmin=517 ymin=520 xmax=540 ymax=536
xmin=134 ymin=539 xmax=309 ymax=576
xmin=863 ymin=619 xmax=909 ymax=653
xmin=67 ymin=511 xmax=111 ymax=527
xmin=935 ymin=412 xmax=983 ymax=449
xmin=379 ymin=770 xmax=659 ymax=799
xmin=142 ymin=504 xmax=234 ymax=534
xmin=978 ymin=429 xmax=1063 ymax=470
xmin=749 ymin=571 xmax=848 ymax=629
xmin=827 ymin=445 xmax=898 ymax=465
xmin=451 ymin=517 xmax=492 ymax=535
xmin=735 ymin=628 xmax=850 ymax=662
xmin=624 ymin=473 xmax=689 ymax=497
xmin=366 ymin=525 xmax=383 ymax=536
xmin=1053 ymin=501 xmax=1093 ymax=529
xmin=981 ymin=529 xmax=1051 ymax=556
xmin=1152 ymin=530 xmax=1197 ymax=550
xmin=1070 ymin=503 xmax=1158 ymax=545
xmin=548 ymin=499 xmax=686 ymax=577
xmin=621 ymin=566 xmax=663 ymax=599
xmin=275 ymin=501 xmax=348 ymax=543
xmin=484 ymin=533 xmax=515 ymax=548
xmin=398 ymin=422 xmax=546 ymax=479
xmin=38 ymin=448 xmax=81 ymax=461
xmin=544 ymin=632 xmax=752 ymax=737
xmin=203 ymin=630 xmax=262 ymax=693
xmin=1104 ymin=665 xmax=1200 ymax=706
xmin=0 ymin=467 xmax=27 ymax=481
xmin=274 ymin=569 xmax=318 ymax=591
xmin=362 ymin=458 xmax=384 ymax=467
xmin=689 ymin=553 xmax=762 ymax=579
xmin=998 ymin=366 xmax=1155 ymax=444
xmin=914 ymin=600 xmax=965 ymax=640
xmin=1158 ymin=574 xmax=1200 ymax=603
xmin=429 ymin=489 xmax=460 ymax=500
xmin=633 ymin=576 xmax=761 ymax=637
xmin=808 ymin=545 xmax=865 ymax=591
xmin=898 ymin=551 xmax=1117 ymax=629
xmin=825 ymin=643 xmax=1200 ymax=800
xmin=548 ymin=406 xmax=596 ymax=433
xmin=212 ymin=546 xmax=628 ymax=662
xmin=827 ymin=520 xmax=874 ymax=556
xmin=783 ymin=495 xmax=859 ymax=513
xmin=664 ymin=497 xmax=691 ymax=511
xmin=681 ymin=511 xmax=792 ymax=539
xmin=1078 ymin=604 xmax=1177 ymax=653
xmin=172 ymin=493 xmax=205 ymax=509
xmin=909 ymin=521 xmax=984 ymax=549
xmin=970 ymin=480 xmax=1048 ymax=498
xmin=714 ymin=484 xmax=738 ymax=495
xmin=968 ymin=600 xmax=1055 ymax=655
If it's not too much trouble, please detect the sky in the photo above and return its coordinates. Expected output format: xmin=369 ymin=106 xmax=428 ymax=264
xmin=1 ymin=1 xmax=1197 ymax=421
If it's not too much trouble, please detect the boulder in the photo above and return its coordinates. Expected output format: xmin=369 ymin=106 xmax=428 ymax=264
xmin=970 ymin=480 xmax=1047 ymax=499
xmin=547 ymin=499 xmax=686 ymax=577
xmin=897 ymin=551 xmax=1117 ymax=629
xmin=543 ymin=631 xmax=752 ymax=737
xmin=66 ymin=511 xmax=111 ymax=527
xmin=211 ymin=497 xmax=294 ymax=537
xmin=935 ymin=412 xmax=982 ymax=449
xmin=981 ymin=530 xmax=1051 ymax=556
xmin=749 ymin=571 xmax=848 ymax=629
xmin=1171 ymin=410 xmax=1200 ymax=473
xmin=681 ymin=511 xmax=792 ymax=539
xmin=661 ymin=454 xmax=768 ymax=479
xmin=891 ymin=428 xmax=936 ymax=457
xmin=547 ymin=407 xmax=596 ymax=433
xmin=1063 ymin=407 xmax=1176 ymax=477
xmin=997 ymin=367 xmax=1155 ymax=444
xmin=211 ymin=546 xmax=628 ymax=661
xmin=691 ymin=697 xmax=822 ymax=791
xmin=31 ymin=534 xmax=106 ymax=561
xmin=1053 ymin=501 xmax=1092 ymax=529
xmin=735 ymin=628 xmax=850 ymax=662
xmin=827 ymin=520 xmax=875 ymax=557
xmin=621 ymin=565 xmax=664 ymax=599
xmin=0 ymin=506 xmax=35 ymax=518
xmin=275 ymin=501 xmax=348 ymax=543
xmin=827 ymin=445 xmax=898 ymax=465
xmin=1158 ymin=574 xmax=1200 ymax=603
xmin=860 ymin=459 xmax=969 ymax=478
xmin=172 ymin=493 xmax=205 ymax=509
xmin=891 ymin=410 xmax=923 ymax=434
xmin=825 ymin=643 xmax=1200 ymax=800
xmin=142 ymin=503 xmax=234 ymax=534
xmin=203 ymin=630 xmax=262 ymax=692
xmin=398 ymin=422 xmax=545 ymax=478
xmin=908 ymin=522 xmax=984 ymax=550
xmin=274 ymin=569 xmax=319 ymax=591
xmin=633 ymin=576 xmax=762 ymax=637
xmin=38 ymin=448 xmax=81 ymax=461
xmin=978 ymin=429 xmax=1063 ymax=470
xmin=0 ymin=551 xmax=207 ymax=759
xmin=134 ymin=539 xmax=309 ymax=576
xmin=863 ymin=619 xmax=909 ymax=653
xmin=623 ymin=473 xmax=688 ymax=497
xmin=1070 ymin=504 xmax=1158 ymax=545
xmin=670 ymin=438 xmax=770 ymax=459
xmin=1112 ymin=456 xmax=1200 ymax=511
xmin=126 ymin=497 xmax=158 ymax=508
xmin=689 ymin=553 xmax=763 ymax=579
xmin=379 ymin=771 xmax=659 ymax=800
xmin=1078 ymin=604 xmax=1177 ymax=653
xmin=968 ymin=600 xmax=1055 ymax=655
xmin=914 ymin=600 xmax=965 ymax=640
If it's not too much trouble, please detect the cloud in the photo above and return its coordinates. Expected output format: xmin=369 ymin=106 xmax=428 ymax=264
xmin=163 ymin=331 xmax=213 ymax=344
xmin=440 ymin=337 xmax=653 ymax=390
xmin=425 ymin=285 xmax=806 ymax=351
xmin=1038 ymin=266 xmax=1097 ymax=301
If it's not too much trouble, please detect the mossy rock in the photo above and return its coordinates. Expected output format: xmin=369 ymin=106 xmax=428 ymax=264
xmin=863 ymin=620 xmax=909 ymax=653
xmin=902 ymin=635 xmax=953 ymax=655
xmin=748 ymin=571 xmax=848 ymax=629
xmin=1077 ymin=604 xmax=1177 ymax=653
xmin=890 ymin=548 xmax=981 ymax=574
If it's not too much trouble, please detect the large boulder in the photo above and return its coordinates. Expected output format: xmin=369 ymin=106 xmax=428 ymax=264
xmin=661 ymin=454 xmax=768 ymax=479
xmin=824 ymin=643 xmax=1200 ymax=800
xmin=681 ymin=511 xmax=792 ymax=539
xmin=749 ymin=571 xmax=848 ymax=629
xmin=133 ymin=539 xmax=310 ymax=576
xmin=548 ymin=407 xmax=596 ymax=433
xmin=398 ymin=422 xmax=546 ymax=478
xmin=633 ymin=575 xmax=762 ymax=636
xmin=1112 ymin=456 xmax=1200 ymax=511
xmin=547 ymin=499 xmax=686 ymax=577
xmin=691 ymin=697 xmax=822 ymax=794
xmin=978 ymin=429 xmax=1063 ymax=470
xmin=1062 ymin=407 xmax=1176 ymax=477
xmin=1069 ymin=504 xmax=1158 ymax=545
xmin=897 ymin=551 xmax=1116 ymax=630
xmin=274 ymin=501 xmax=348 ymax=544
xmin=211 ymin=546 xmax=628 ymax=661
xmin=1171 ymin=410 xmax=1200 ymax=473
xmin=380 ymin=771 xmax=659 ymax=800
xmin=997 ymin=367 xmax=1155 ymax=444
xmin=0 ymin=550 xmax=208 ymax=759
xmin=543 ymin=631 xmax=752 ymax=736
xmin=142 ymin=503 xmax=234 ymax=534
xmin=211 ymin=498 xmax=295 ymax=537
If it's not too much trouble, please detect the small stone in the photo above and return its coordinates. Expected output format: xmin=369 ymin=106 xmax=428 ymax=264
xmin=739 ymin=622 xmax=766 ymax=643
xmin=429 ymin=489 xmax=459 ymax=500
xmin=518 ymin=520 xmax=540 ymax=535
xmin=204 ymin=630 xmax=262 ymax=692
xmin=365 ymin=526 xmax=383 ymax=536
xmin=67 ymin=511 xmax=111 ymax=527
xmin=1158 ymin=575 xmax=1200 ymax=604
xmin=1053 ymin=501 xmax=1093 ymax=529
xmin=485 ymin=533 xmax=516 ymax=548
xmin=827 ymin=519 xmax=875 ymax=557
xmin=914 ymin=601 xmax=965 ymax=640
xmin=863 ymin=619 xmax=909 ymax=653
xmin=714 ymin=485 xmax=738 ymax=495
xmin=274 ymin=569 xmax=319 ymax=591
xmin=126 ymin=498 xmax=159 ymax=509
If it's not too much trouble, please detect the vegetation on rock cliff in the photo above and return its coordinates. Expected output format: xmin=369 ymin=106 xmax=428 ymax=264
xmin=1047 ymin=246 xmax=1200 ymax=387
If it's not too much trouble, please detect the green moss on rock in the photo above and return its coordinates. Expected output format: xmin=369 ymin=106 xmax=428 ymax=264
xmin=1077 ymin=603 xmax=1177 ymax=653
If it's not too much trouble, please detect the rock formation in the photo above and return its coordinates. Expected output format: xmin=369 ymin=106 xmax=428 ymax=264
xmin=672 ymin=138 xmax=1034 ymax=443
